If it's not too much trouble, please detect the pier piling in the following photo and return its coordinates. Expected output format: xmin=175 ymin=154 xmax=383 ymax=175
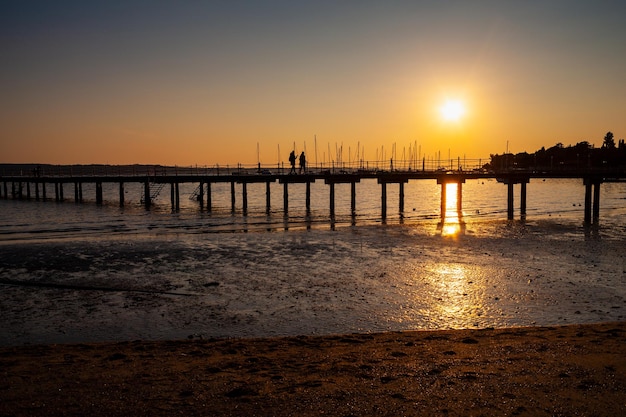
xmin=207 ymin=182 xmax=212 ymax=211
xmin=96 ymin=182 xmax=103 ymax=205
xmin=283 ymin=182 xmax=289 ymax=213
xmin=593 ymin=182 xmax=601 ymax=222
xmin=198 ymin=181 xmax=204 ymax=209
xmin=351 ymin=182 xmax=356 ymax=214
xmin=507 ymin=183 xmax=514 ymax=220
xmin=440 ymin=183 xmax=446 ymax=221
xmin=144 ymin=181 xmax=151 ymax=209
xmin=1 ymin=168 xmax=621 ymax=225
xmin=242 ymin=182 xmax=248 ymax=214
xmin=520 ymin=182 xmax=527 ymax=218
xmin=329 ymin=183 xmax=335 ymax=216
xmin=230 ymin=182 xmax=236 ymax=212
xmin=175 ymin=183 xmax=180 ymax=210
xmin=381 ymin=182 xmax=387 ymax=220
xmin=584 ymin=181 xmax=592 ymax=224
xmin=583 ymin=178 xmax=603 ymax=225
xmin=306 ymin=181 xmax=311 ymax=214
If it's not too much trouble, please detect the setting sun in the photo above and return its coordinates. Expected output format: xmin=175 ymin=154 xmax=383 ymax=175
xmin=439 ymin=99 xmax=466 ymax=122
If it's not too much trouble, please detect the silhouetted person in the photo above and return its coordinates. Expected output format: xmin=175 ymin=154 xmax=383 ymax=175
xmin=289 ymin=150 xmax=297 ymax=174
xmin=299 ymin=152 xmax=306 ymax=174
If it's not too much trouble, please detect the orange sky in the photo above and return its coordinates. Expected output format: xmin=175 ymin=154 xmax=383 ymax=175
xmin=2 ymin=1 xmax=625 ymax=166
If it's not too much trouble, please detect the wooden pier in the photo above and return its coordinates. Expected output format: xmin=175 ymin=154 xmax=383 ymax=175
xmin=1 ymin=166 xmax=625 ymax=225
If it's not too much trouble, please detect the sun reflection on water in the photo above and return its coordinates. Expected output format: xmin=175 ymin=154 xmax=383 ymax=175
xmin=439 ymin=183 xmax=465 ymax=237
xmin=421 ymin=262 xmax=488 ymax=327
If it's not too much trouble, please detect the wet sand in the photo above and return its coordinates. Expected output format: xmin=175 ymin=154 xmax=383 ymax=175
xmin=2 ymin=226 xmax=626 ymax=345
xmin=1 ymin=322 xmax=625 ymax=416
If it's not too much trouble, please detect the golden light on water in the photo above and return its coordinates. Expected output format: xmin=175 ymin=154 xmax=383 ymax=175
xmin=427 ymin=263 xmax=486 ymax=326
xmin=440 ymin=183 xmax=464 ymax=237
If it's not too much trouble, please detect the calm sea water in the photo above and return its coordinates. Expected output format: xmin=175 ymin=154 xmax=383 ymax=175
xmin=1 ymin=178 xmax=625 ymax=345
xmin=1 ymin=177 xmax=625 ymax=240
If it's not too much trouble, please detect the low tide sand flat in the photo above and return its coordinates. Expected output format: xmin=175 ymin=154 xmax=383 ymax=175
xmin=1 ymin=322 xmax=625 ymax=416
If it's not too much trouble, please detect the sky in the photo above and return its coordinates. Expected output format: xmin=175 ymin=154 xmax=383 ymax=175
xmin=2 ymin=1 xmax=626 ymax=166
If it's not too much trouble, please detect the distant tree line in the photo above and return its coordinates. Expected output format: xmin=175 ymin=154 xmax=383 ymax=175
xmin=488 ymin=131 xmax=626 ymax=171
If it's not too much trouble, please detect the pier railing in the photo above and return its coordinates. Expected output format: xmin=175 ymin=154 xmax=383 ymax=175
xmin=1 ymin=160 xmax=624 ymax=225
xmin=2 ymin=158 xmax=490 ymax=178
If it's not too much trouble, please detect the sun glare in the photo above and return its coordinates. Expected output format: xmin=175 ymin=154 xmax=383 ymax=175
xmin=439 ymin=99 xmax=466 ymax=122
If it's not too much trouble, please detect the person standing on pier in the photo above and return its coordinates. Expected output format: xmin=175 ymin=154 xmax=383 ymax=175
xmin=299 ymin=151 xmax=306 ymax=174
xmin=289 ymin=151 xmax=297 ymax=174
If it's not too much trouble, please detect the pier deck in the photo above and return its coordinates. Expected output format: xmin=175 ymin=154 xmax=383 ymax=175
xmin=2 ymin=165 xmax=625 ymax=225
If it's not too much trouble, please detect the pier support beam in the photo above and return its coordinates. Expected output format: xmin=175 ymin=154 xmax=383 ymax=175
xmin=74 ymin=182 xmax=79 ymax=203
xmin=437 ymin=175 xmax=467 ymax=222
xmin=230 ymin=182 xmax=236 ymax=212
xmin=306 ymin=181 xmax=311 ymax=214
xmin=321 ymin=176 xmax=359 ymax=219
xmin=283 ymin=182 xmax=289 ymax=213
xmin=206 ymin=182 xmax=212 ymax=211
xmin=507 ymin=183 xmax=514 ymax=220
xmin=265 ymin=182 xmax=271 ymax=214
xmin=119 ymin=182 xmax=124 ymax=207
xmin=520 ymin=182 xmax=527 ymax=218
xmin=144 ymin=181 xmax=151 ymax=209
xmin=593 ymin=182 xmax=601 ymax=222
xmin=583 ymin=178 xmax=602 ymax=225
xmin=584 ymin=181 xmax=592 ymax=224
xmin=381 ymin=182 xmax=387 ymax=220
xmin=42 ymin=183 xmax=46 ymax=200
xmin=198 ymin=181 xmax=204 ymax=209
xmin=96 ymin=182 xmax=103 ymax=205
xmin=376 ymin=177 xmax=410 ymax=219
xmin=329 ymin=183 xmax=335 ymax=217
xmin=3 ymin=182 xmax=7 ymax=199
xmin=497 ymin=175 xmax=530 ymax=221
xmin=26 ymin=182 xmax=31 ymax=200
xmin=351 ymin=182 xmax=356 ymax=214
xmin=170 ymin=182 xmax=180 ymax=211
xmin=242 ymin=182 xmax=248 ymax=214
xmin=176 ymin=182 xmax=180 ymax=210
xmin=440 ymin=183 xmax=446 ymax=221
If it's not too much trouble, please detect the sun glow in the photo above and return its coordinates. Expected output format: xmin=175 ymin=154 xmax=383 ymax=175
xmin=439 ymin=99 xmax=466 ymax=122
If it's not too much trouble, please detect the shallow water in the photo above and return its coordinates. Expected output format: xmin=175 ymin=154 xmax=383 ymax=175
xmin=0 ymin=178 xmax=625 ymax=345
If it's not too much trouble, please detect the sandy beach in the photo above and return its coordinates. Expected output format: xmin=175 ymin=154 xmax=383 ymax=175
xmin=1 ymin=200 xmax=625 ymax=416
xmin=1 ymin=322 xmax=625 ymax=416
